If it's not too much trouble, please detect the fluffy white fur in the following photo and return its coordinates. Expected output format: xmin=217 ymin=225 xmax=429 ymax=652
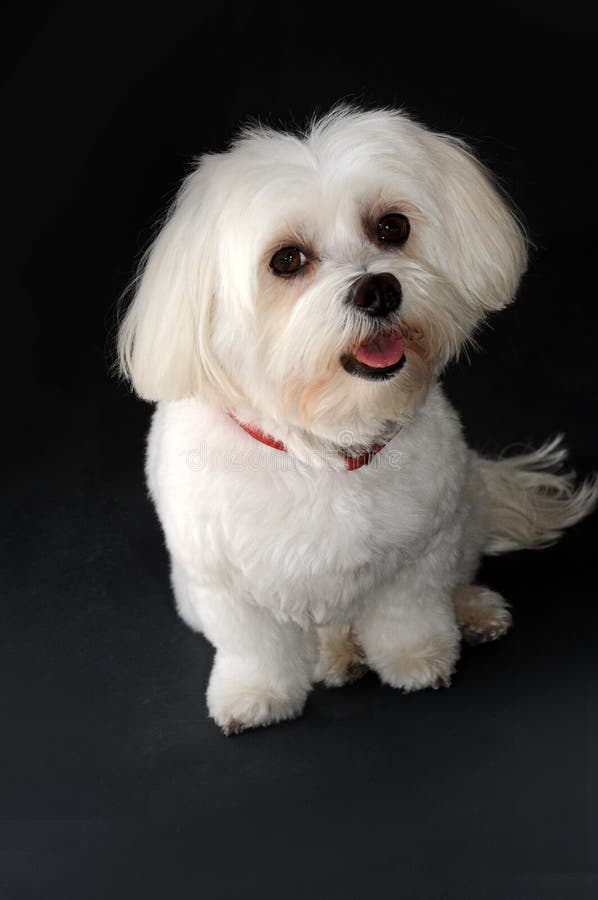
xmin=118 ymin=107 xmax=597 ymax=734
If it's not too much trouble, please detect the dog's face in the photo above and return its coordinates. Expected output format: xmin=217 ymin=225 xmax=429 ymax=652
xmin=119 ymin=108 xmax=526 ymax=446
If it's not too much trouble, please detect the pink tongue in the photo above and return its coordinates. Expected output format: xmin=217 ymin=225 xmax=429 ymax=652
xmin=354 ymin=331 xmax=405 ymax=368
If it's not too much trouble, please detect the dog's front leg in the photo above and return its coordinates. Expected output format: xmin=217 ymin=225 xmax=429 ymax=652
xmin=195 ymin=587 xmax=317 ymax=734
xmin=355 ymin=561 xmax=460 ymax=692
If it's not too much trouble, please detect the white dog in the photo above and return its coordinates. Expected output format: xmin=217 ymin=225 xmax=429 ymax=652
xmin=118 ymin=106 xmax=596 ymax=734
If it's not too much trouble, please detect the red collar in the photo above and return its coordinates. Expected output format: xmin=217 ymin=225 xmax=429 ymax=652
xmin=229 ymin=412 xmax=398 ymax=471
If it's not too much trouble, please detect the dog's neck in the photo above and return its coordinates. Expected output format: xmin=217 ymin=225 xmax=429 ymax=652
xmin=227 ymin=409 xmax=402 ymax=472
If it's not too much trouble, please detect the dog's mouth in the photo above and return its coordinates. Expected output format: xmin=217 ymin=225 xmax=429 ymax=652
xmin=341 ymin=329 xmax=406 ymax=381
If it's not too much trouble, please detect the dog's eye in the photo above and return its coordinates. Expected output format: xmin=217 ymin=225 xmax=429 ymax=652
xmin=377 ymin=214 xmax=410 ymax=246
xmin=270 ymin=246 xmax=307 ymax=276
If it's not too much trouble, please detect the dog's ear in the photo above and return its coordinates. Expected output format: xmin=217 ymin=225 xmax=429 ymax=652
xmin=118 ymin=159 xmax=226 ymax=402
xmin=423 ymin=131 xmax=527 ymax=312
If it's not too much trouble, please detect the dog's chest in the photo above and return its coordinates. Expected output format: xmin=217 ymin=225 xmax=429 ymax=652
xmin=148 ymin=395 xmax=466 ymax=624
xmin=200 ymin=465 xmax=434 ymax=622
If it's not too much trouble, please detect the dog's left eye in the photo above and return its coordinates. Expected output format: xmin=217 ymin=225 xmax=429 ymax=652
xmin=377 ymin=213 xmax=410 ymax=245
xmin=270 ymin=246 xmax=307 ymax=276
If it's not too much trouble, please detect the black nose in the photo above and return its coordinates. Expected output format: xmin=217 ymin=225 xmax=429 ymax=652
xmin=349 ymin=273 xmax=402 ymax=317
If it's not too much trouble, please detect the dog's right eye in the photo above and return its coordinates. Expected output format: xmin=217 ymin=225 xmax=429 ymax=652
xmin=270 ymin=247 xmax=307 ymax=276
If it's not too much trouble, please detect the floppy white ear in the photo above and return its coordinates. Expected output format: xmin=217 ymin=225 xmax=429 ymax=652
xmin=425 ymin=131 xmax=527 ymax=311
xmin=118 ymin=162 xmax=222 ymax=402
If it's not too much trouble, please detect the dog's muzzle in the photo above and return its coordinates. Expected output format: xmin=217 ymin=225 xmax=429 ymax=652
xmin=342 ymin=273 xmax=406 ymax=380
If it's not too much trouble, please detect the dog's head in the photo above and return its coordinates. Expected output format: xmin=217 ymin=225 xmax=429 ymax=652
xmin=118 ymin=107 xmax=526 ymax=448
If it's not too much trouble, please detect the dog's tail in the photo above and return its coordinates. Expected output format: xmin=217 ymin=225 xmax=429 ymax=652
xmin=474 ymin=436 xmax=597 ymax=555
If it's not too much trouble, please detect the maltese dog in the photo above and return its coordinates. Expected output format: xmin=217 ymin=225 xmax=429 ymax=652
xmin=118 ymin=106 xmax=596 ymax=734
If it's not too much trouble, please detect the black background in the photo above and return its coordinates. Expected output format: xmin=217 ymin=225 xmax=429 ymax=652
xmin=3 ymin=3 xmax=597 ymax=898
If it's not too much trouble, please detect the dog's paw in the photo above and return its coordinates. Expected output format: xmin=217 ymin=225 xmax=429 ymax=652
xmin=207 ymin=656 xmax=308 ymax=735
xmin=453 ymin=584 xmax=512 ymax=645
xmin=371 ymin=631 xmax=459 ymax=693
xmin=316 ymin=623 xmax=368 ymax=687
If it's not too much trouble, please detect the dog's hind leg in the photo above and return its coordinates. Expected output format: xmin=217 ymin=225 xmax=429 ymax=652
xmin=453 ymin=584 xmax=512 ymax=645
xmin=316 ymin=623 xmax=368 ymax=687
